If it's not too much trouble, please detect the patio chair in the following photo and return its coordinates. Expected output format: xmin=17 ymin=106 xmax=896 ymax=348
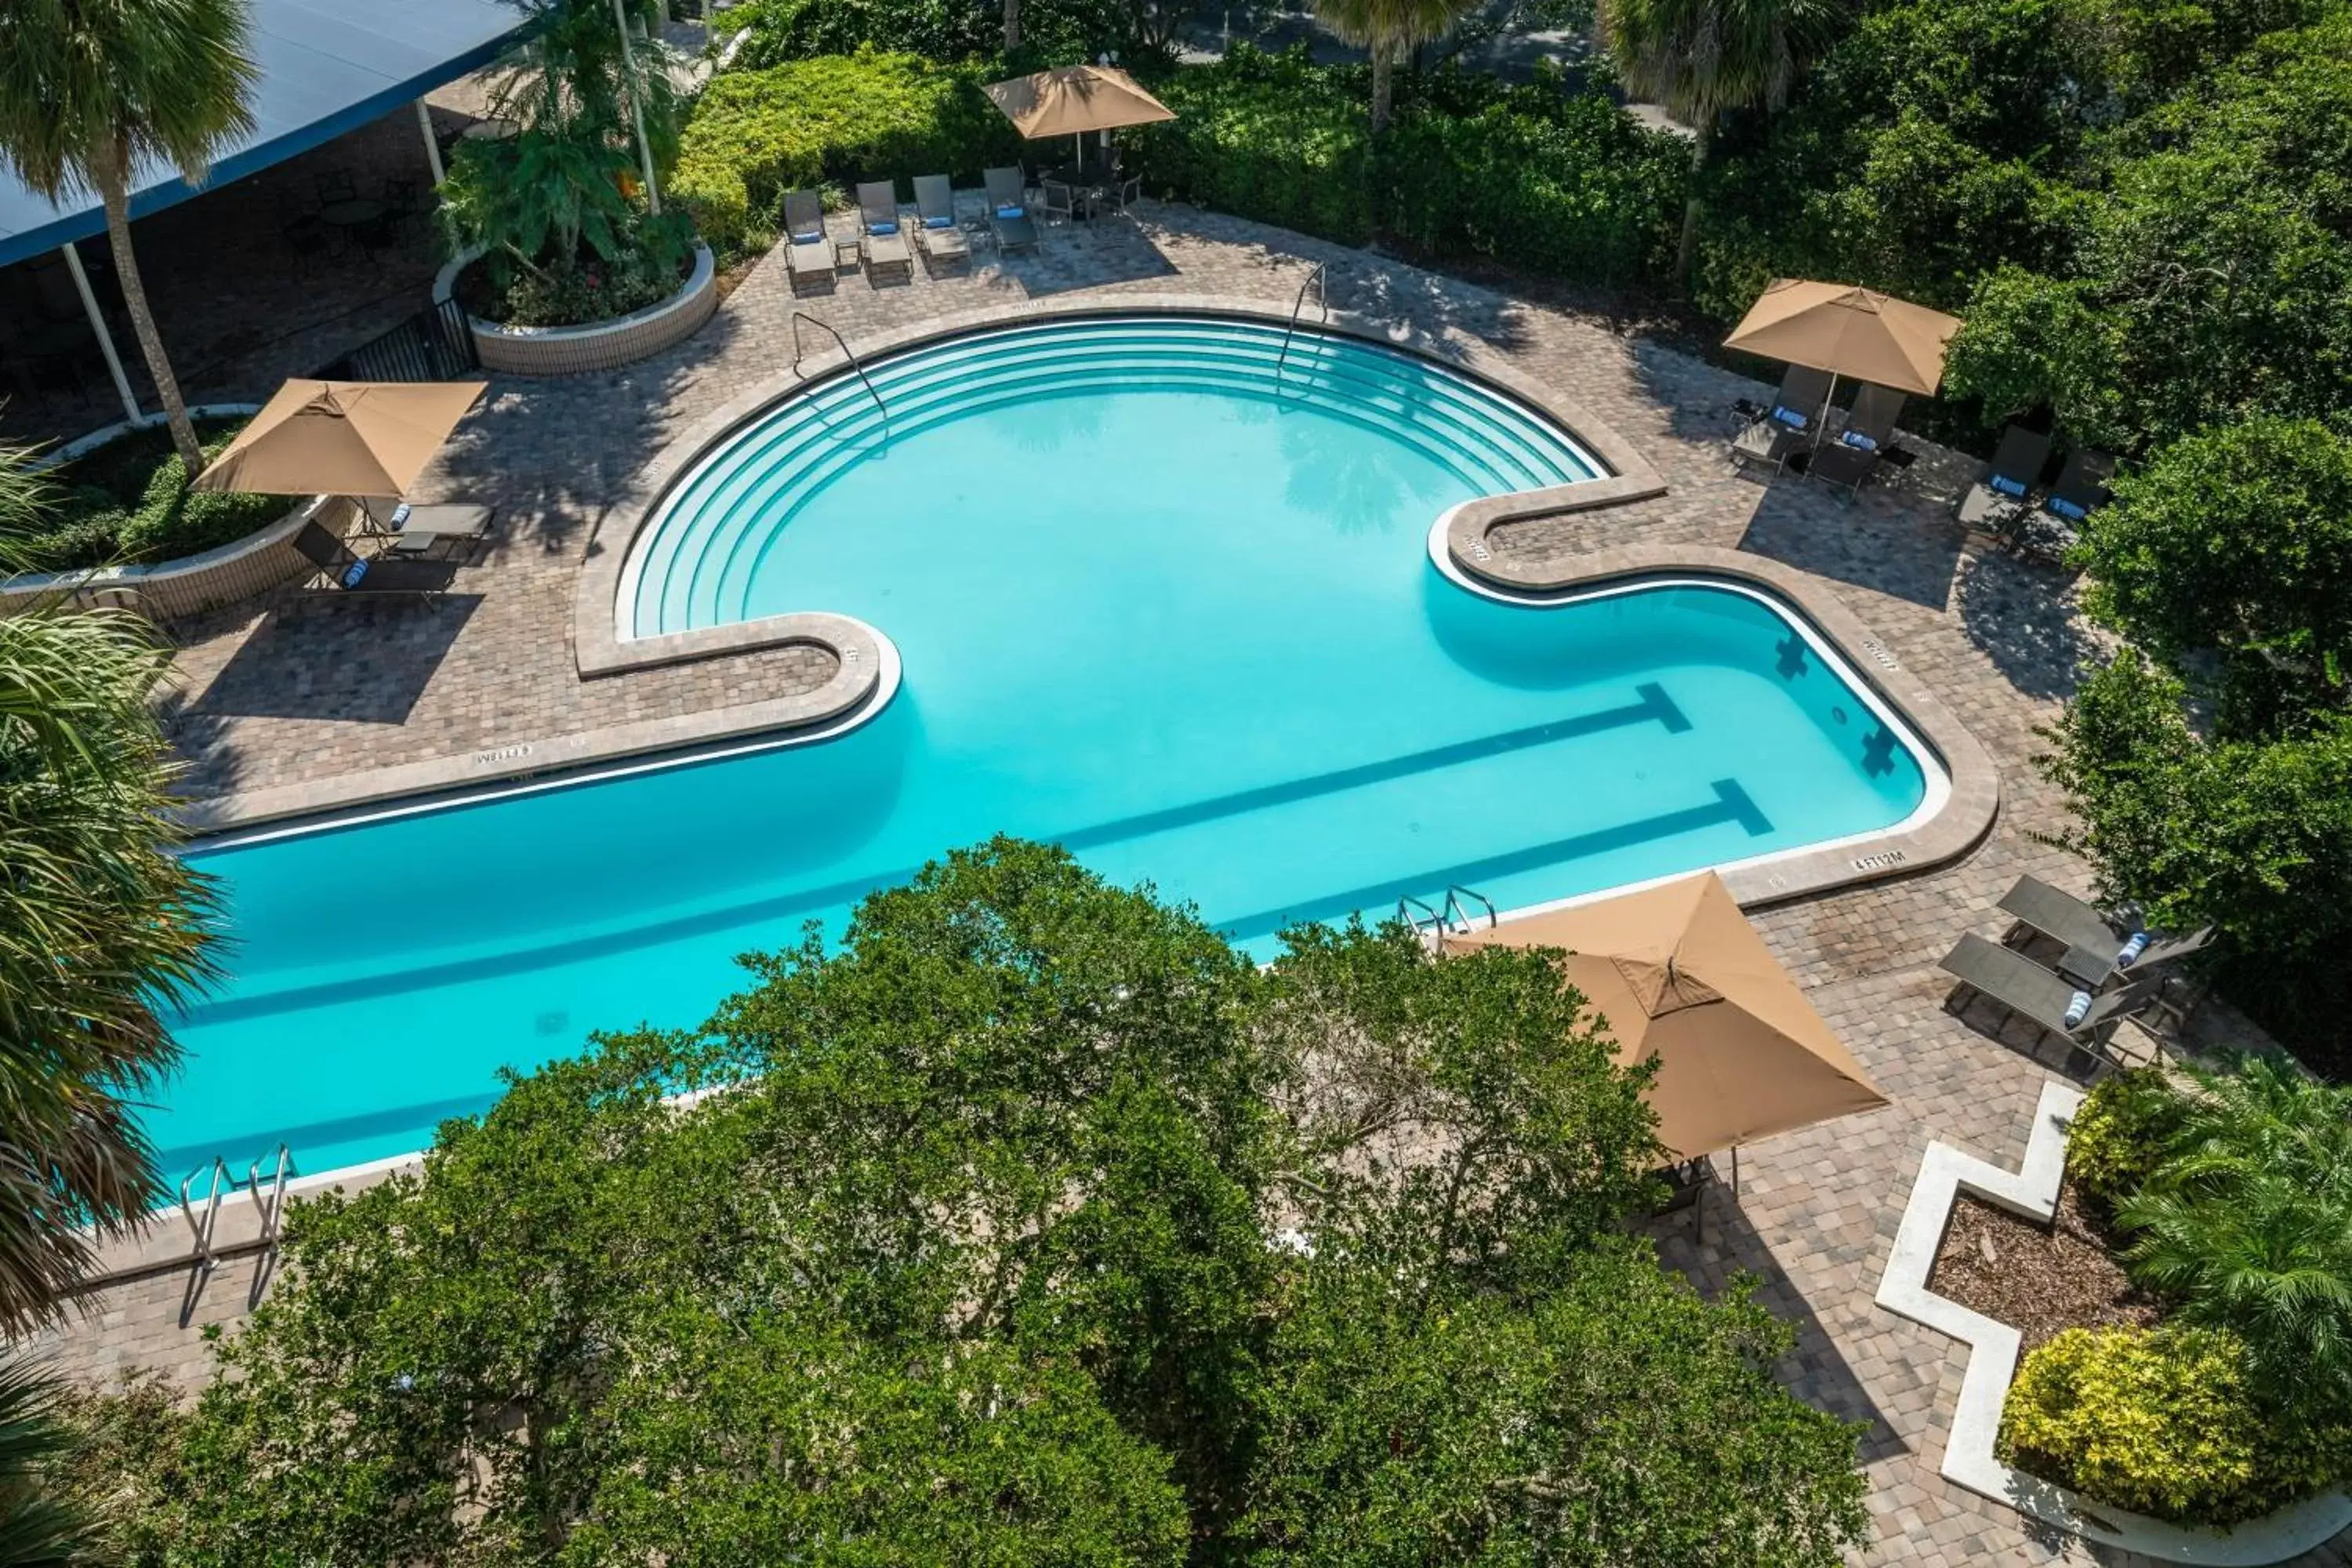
xmin=291 ymin=520 xmax=458 ymax=599
xmin=782 ymin=190 xmax=834 ymax=292
xmin=1808 ymin=383 xmax=1907 ymax=493
xmin=1938 ymin=932 xmax=2166 ymax=1062
xmin=1997 ymin=873 xmax=2123 ymax=953
xmin=2005 ymin=448 xmax=2115 ymax=564
xmin=1958 ymin=424 xmax=2053 ymax=532
xmin=911 ymin=175 xmax=971 ymax=270
xmin=358 ymin=496 xmax=497 ymax=557
xmin=984 ymin=167 xmax=1040 ymax=253
xmin=855 ymin=181 xmax=913 ymax=279
xmin=1730 ymin=365 xmax=1835 ymax=474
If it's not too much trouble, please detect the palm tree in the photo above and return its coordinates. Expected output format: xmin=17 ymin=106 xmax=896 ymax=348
xmin=0 ymin=0 xmax=258 ymax=480
xmin=1601 ymin=0 xmax=1837 ymax=286
xmin=2116 ymin=1058 xmax=2352 ymax=1417
xmin=0 ymin=452 xmax=220 ymax=1336
xmin=0 ymin=1357 xmax=103 ymax=1566
xmin=1316 ymin=0 xmax=1480 ymax=131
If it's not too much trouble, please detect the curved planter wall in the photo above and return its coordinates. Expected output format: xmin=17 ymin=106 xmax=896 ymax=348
xmin=0 ymin=493 xmax=331 ymax=624
xmin=434 ymin=244 xmax=717 ymax=376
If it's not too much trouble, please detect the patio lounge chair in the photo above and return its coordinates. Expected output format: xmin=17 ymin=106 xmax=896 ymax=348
xmin=1731 ymin=364 xmax=1835 ymax=474
xmin=1938 ymin=932 xmax=2166 ymax=1062
xmin=856 ymin=182 xmax=913 ymax=278
xmin=983 ymin=167 xmax=1040 ymax=253
xmin=911 ymin=175 xmax=970 ymax=270
xmin=358 ymin=496 xmax=495 ymax=557
xmin=782 ymin=190 xmax=834 ymax=292
xmin=1998 ymin=873 xmax=2124 ymax=953
xmin=1958 ymin=424 xmax=2052 ymax=531
xmin=1809 ymin=383 xmax=1907 ymax=492
xmin=291 ymin=519 xmax=457 ymax=599
xmin=2006 ymin=448 xmax=2115 ymax=564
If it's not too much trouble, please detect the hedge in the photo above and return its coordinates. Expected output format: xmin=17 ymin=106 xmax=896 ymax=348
xmin=1125 ymin=48 xmax=1689 ymax=292
xmin=718 ymin=0 xmax=1147 ymax=74
xmin=671 ymin=49 xmax=1023 ymax=248
xmin=13 ymin=419 xmax=286 ymax=573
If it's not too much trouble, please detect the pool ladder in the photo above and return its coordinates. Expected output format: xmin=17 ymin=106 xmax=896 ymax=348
xmin=180 ymin=1143 xmax=295 ymax=1280
xmin=1398 ymin=884 xmax=1498 ymax=945
xmin=789 ymin=310 xmax=891 ymax=437
xmin=1273 ymin=262 xmax=1331 ymax=383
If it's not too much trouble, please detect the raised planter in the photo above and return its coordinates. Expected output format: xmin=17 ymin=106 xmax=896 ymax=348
xmin=1877 ymin=1083 xmax=2352 ymax=1564
xmin=434 ymin=243 xmax=717 ymax=376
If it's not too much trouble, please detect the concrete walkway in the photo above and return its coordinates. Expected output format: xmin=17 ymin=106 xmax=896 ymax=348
xmin=33 ymin=201 xmax=2348 ymax=1568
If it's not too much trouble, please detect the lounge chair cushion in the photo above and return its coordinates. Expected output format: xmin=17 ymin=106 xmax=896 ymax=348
xmin=2047 ymin=495 xmax=2089 ymax=520
xmin=1841 ymin=430 xmax=1878 ymax=451
xmin=924 ymin=214 xmax=955 ymax=229
xmin=789 ymin=226 xmax=823 ymax=243
xmin=867 ymin=220 xmax=898 ymax=235
xmin=1990 ymin=474 xmax=2027 ymax=497
xmin=1771 ymin=405 xmax=1808 ymax=427
xmin=341 ymin=558 xmax=370 ymax=590
xmin=996 ymin=203 xmax=1024 ymax=218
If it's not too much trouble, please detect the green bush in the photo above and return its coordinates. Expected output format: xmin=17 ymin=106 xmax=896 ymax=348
xmin=1998 ymin=1327 xmax=2341 ymax=1525
xmin=719 ymin=0 xmax=1149 ymax=72
xmin=7 ymin=421 xmax=287 ymax=573
xmin=2066 ymin=1068 xmax=2187 ymax=1210
xmin=672 ymin=49 xmax=1022 ymax=249
xmin=1127 ymin=48 xmax=1686 ymax=289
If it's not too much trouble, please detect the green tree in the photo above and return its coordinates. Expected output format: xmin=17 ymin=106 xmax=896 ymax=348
xmin=82 ymin=840 xmax=1870 ymax=1562
xmin=0 ymin=446 xmax=220 ymax=1334
xmin=0 ymin=1357 xmax=105 ymax=1566
xmin=1313 ymin=0 xmax=1480 ymax=129
xmin=0 ymin=0 xmax=256 ymax=479
xmin=1600 ymin=0 xmax=1837 ymax=284
xmin=2072 ymin=417 xmax=2352 ymax=726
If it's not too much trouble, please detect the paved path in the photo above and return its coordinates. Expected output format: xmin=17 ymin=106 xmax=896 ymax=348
xmin=34 ymin=202 xmax=2348 ymax=1567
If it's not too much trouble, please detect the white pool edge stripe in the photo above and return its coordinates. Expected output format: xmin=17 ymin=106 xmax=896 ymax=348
xmin=1876 ymin=1082 xmax=2352 ymax=1564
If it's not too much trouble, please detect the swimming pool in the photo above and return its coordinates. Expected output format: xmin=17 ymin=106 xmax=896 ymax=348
xmin=168 ymin=314 xmax=1940 ymax=1181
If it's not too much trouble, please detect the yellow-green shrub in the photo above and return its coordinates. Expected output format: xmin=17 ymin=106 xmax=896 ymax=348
xmin=2065 ymin=1066 xmax=2187 ymax=1208
xmin=672 ymin=49 xmax=1020 ymax=250
xmin=1998 ymin=1327 xmax=2339 ymax=1525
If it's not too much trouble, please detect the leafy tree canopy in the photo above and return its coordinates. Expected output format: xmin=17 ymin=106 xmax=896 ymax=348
xmin=67 ymin=840 xmax=1871 ymax=1565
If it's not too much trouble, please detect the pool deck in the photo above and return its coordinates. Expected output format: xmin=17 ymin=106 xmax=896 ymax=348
xmin=33 ymin=201 xmax=2348 ymax=1568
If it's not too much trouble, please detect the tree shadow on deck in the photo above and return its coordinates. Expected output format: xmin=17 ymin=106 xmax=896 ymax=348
xmin=1954 ymin=547 xmax=2098 ymax=703
xmin=1644 ymin=1185 xmax=1914 ymax=1469
xmin=175 ymin=591 xmax=483 ymax=725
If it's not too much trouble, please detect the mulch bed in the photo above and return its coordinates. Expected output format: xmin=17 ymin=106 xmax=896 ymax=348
xmin=1928 ymin=1181 xmax=2161 ymax=1353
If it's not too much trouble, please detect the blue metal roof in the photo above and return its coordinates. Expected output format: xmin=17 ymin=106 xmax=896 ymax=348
xmin=0 ymin=0 xmax=529 ymax=271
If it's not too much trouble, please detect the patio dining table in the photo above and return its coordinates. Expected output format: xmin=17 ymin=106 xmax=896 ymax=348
xmin=1044 ymin=165 xmax=1116 ymax=219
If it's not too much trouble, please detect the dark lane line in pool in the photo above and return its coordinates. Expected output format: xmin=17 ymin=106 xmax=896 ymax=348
xmin=155 ymin=1088 xmax=506 ymax=1178
xmin=178 ymin=685 xmax=1699 ymax=1029
xmin=1212 ymin=779 xmax=1773 ymax=944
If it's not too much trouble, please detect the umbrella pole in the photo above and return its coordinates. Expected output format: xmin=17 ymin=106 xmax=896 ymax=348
xmin=1815 ymin=373 xmax=1838 ymax=448
xmin=1732 ymin=1145 xmax=1740 ymax=1199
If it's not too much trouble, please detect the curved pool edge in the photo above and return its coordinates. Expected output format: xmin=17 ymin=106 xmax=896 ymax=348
xmin=1430 ymin=517 xmax=2001 ymax=908
xmin=572 ymin=292 xmax=1668 ymax=666
xmin=176 ymin=618 xmax=902 ymax=839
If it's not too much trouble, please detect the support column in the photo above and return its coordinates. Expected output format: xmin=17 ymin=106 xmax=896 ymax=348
xmin=60 ymin=241 xmax=140 ymax=426
xmin=415 ymin=98 xmax=446 ymax=186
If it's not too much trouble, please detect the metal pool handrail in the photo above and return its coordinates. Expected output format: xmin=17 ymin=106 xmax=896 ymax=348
xmin=180 ymin=1157 xmax=234 ymax=1277
xmin=789 ymin=310 xmax=890 ymax=435
xmin=1445 ymin=885 xmax=1497 ymax=931
xmin=1274 ymin=263 xmax=1331 ymax=380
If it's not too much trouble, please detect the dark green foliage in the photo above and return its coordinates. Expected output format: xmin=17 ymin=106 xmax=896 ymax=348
xmin=1127 ymin=48 xmax=1689 ymax=289
xmin=68 ymin=840 xmax=1869 ymax=1563
xmin=2038 ymin=652 xmax=2352 ymax=1062
xmin=8 ymin=421 xmax=285 ymax=572
xmin=2072 ymin=417 xmax=2352 ymax=727
xmin=720 ymin=0 xmax=1161 ymax=72
xmin=672 ymin=49 xmax=1023 ymax=249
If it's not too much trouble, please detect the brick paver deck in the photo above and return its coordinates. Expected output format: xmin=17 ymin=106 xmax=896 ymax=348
xmin=33 ymin=201 xmax=2347 ymax=1566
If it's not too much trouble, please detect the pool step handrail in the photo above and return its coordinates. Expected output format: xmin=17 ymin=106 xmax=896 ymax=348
xmin=789 ymin=310 xmax=890 ymax=435
xmin=1397 ymin=892 xmax=1448 ymax=944
xmin=1274 ymin=263 xmax=1331 ymax=381
xmin=1444 ymin=885 xmax=1497 ymax=932
xmin=179 ymin=1156 xmax=234 ymax=1276
xmin=248 ymin=1144 xmax=295 ymax=1250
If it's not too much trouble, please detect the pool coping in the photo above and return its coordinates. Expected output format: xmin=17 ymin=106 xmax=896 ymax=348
xmin=1435 ymin=536 xmax=2002 ymax=908
xmin=175 ymin=614 xmax=897 ymax=835
xmin=570 ymin=292 xmax=1668 ymax=675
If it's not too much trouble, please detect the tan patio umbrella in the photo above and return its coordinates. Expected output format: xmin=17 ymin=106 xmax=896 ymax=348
xmin=1723 ymin=278 xmax=1962 ymax=402
xmin=1440 ymin=873 xmax=1887 ymax=1167
xmin=983 ymin=64 xmax=1175 ymax=168
xmin=194 ymin=379 xmax=488 ymax=499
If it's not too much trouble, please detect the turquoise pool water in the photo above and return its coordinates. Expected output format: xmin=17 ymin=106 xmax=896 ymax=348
xmin=167 ymin=315 xmax=1934 ymax=1181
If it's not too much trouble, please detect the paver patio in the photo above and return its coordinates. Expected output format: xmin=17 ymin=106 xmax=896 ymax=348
xmin=32 ymin=200 xmax=2348 ymax=1567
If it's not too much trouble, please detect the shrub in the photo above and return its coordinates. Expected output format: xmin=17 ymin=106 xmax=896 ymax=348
xmin=719 ymin=0 xmax=1151 ymax=71
xmin=672 ymin=49 xmax=1021 ymax=249
xmin=4 ymin=420 xmax=286 ymax=573
xmin=2066 ymin=1067 xmax=2187 ymax=1210
xmin=1998 ymin=1326 xmax=2341 ymax=1525
xmin=1127 ymin=46 xmax=1377 ymax=245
